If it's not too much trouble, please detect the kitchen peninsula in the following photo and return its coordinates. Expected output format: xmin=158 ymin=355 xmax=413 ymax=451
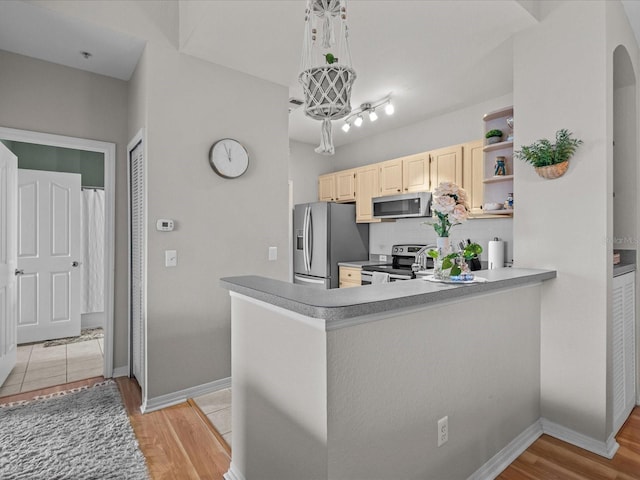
xmin=221 ymin=268 xmax=556 ymax=480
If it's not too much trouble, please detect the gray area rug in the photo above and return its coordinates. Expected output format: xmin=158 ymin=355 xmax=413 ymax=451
xmin=43 ymin=327 xmax=104 ymax=347
xmin=0 ymin=380 xmax=149 ymax=480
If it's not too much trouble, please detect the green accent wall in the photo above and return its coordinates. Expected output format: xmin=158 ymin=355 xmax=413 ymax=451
xmin=3 ymin=141 xmax=104 ymax=187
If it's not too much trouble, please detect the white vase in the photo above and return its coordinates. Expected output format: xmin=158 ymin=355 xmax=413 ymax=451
xmin=436 ymin=236 xmax=451 ymax=255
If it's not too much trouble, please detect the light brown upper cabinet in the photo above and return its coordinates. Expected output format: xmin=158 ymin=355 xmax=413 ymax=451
xmin=335 ymin=169 xmax=356 ymax=202
xmin=318 ymin=169 xmax=356 ymax=203
xmin=429 ymin=145 xmax=463 ymax=189
xmin=355 ymin=164 xmax=381 ymax=223
xmin=378 ymin=158 xmax=404 ymax=196
xmin=402 ymin=152 xmax=430 ymax=193
xmin=462 ymin=140 xmax=484 ymax=214
xmin=318 ymin=173 xmax=336 ymax=202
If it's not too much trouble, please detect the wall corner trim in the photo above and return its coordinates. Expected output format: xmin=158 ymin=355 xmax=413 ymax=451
xmin=468 ymin=419 xmax=543 ymax=480
xmin=141 ymin=376 xmax=231 ymax=414
xmin=223 ymin=463 xmax=246 ymax=480
xmin=541 ymin=418 xmax=620 ymax=459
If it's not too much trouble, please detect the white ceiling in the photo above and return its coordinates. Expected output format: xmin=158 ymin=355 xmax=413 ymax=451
xmin=1 ymin=1 xmax=639 ymax=150
xmin=0 ymin=0 xmax=146 ymax=81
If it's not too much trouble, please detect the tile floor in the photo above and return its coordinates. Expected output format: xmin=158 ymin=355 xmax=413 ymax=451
xmin=194 ymin=388 xmax=232 ymax=447
xmin=0 ymin=338 xmax=104 ymax=398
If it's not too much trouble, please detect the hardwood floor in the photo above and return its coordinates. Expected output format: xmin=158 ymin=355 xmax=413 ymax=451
xmin=115 ymin=377 xmax=231 ymax=480
xmin=499 ymin=407 xmax=640 ymax=479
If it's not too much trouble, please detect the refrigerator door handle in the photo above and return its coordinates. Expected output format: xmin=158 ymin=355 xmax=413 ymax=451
xmin=307 ymin=207 xmax=313 ymax=271
xmin=302 ymin=206 xmax=309 ymax=272
xmin=294 ymin=274 xmax=326 ymax=285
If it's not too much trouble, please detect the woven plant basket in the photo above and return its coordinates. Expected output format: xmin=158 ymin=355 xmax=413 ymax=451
xmin=535 ymin=160 xmax=569 ymax=179
xmin=299 ymin=65 xmax=356 ymax=121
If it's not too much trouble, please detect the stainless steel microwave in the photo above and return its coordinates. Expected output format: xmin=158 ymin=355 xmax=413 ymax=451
xmin=372 ymin=192 xmax=432 ymax=219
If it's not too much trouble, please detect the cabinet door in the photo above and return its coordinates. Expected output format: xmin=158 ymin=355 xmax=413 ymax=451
xmin=402 ymin=153 xmax=429 ymax=193
xmin=462 ymin=140 xmax=484 ymax=214
xmin=430 ymin=145 xmax=463 ymax=190
xmin=355 ymin=165 xmax=381 ymax=223
xmin=612 ymin=272 xmax=636 ymax=434
xmin=318 ymin=173 xmax=336 ymax=202
xmin=378 ymin=158 xmax=403 ymax=196
xmin=335 ymin=169 xmax=356 ymax=202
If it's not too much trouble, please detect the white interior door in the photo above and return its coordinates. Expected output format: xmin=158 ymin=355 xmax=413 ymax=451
xmin=17 ymin=169 xmax=81 ymax=343
xmin=0 ymin=144 xmax=18 ymax=386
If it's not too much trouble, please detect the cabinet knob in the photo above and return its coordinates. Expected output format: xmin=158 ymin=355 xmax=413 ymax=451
xmin=397 ymin=189 xmax=401 ymax=192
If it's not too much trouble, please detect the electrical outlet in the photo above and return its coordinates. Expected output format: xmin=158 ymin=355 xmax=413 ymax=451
xmin=379 ymin=255 xmax=387 ymax=262
xmin=437 ymin=416 xmax=448 ymax=447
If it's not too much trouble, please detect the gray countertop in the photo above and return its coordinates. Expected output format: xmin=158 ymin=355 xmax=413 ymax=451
xmin=221 ymin=268 xmax=556 ymax=324
xmin=337 ymin=260 xmax=388 ymax=268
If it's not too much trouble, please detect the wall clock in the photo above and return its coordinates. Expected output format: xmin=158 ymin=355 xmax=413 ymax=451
xmin=209 ymin=138 xmax=249 ymax=179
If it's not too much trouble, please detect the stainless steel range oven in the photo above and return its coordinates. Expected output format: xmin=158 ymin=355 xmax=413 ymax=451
xmin=361 ymin=244 xmax=434 ymax=285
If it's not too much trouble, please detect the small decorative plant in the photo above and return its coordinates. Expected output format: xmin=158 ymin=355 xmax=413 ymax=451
xmin=429 ymin=182 xmax=470 ymax=237
xmin=514 ymin=129 xmax=583 ymax=179
xmin=427 ymin=243 xmax=483 ymax=277
xmin=485 ymin=129 xmax=503 ymax=139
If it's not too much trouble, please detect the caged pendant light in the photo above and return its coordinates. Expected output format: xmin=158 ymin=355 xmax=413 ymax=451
xmin=299 ymin=0 xmax=356 ymax=155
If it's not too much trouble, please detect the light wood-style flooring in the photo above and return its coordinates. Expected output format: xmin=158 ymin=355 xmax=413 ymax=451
xmin=499 ymin=407 xmax=640 ymax=479
xmin=115 ymin=377 xmax=231 ymax=480
xmin=2 ymin=377 xmax=639 ymax=479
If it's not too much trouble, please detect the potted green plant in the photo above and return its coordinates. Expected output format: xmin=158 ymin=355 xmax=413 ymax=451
xmin=514 ymin=129 xmax=583 ymax=179
xmin=485 ymin=129 xmax=503 ymax=145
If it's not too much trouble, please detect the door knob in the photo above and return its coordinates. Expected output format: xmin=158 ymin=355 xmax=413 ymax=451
xmin=71 ymin=261 xmax=80 ymax=267
xmin=14 ymin=269 xmax=24 ymax=276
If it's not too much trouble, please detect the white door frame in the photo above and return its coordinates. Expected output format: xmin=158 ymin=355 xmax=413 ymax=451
xmin=0 ymin=126 xmax=116 ymax=378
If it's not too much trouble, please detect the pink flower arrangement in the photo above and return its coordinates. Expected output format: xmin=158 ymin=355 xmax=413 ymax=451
xmin=430 ymin=182 xmax=470 ymax=237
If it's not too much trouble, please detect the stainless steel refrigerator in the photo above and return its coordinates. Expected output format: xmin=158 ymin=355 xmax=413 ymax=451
xmin=293 ymin=202 xmax=369 ymax=289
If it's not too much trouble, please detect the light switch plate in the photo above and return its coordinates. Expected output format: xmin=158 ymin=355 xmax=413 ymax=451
xmin=268 ymin=247 xmax=277 ymax=261
xmin=165 ymin=250 xmax=177 ymax=267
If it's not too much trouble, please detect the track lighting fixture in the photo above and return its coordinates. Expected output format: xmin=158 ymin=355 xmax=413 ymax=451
xmin=340 ymin=95 xmax=393 ymax=134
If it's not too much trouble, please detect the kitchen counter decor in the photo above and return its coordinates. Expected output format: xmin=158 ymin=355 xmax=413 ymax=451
xmin=426 ymin=182 xmax=471 ymax=278
xmin=514 ymin=128 xmax=583 ymax=179
xmin=299 ymin=0 xmax=356 ymax=155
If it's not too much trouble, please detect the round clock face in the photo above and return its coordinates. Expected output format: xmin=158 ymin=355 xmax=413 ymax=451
xmin=209 ymin=138 xmax=249 ymax=179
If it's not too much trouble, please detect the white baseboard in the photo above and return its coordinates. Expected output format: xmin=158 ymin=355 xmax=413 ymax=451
xmin=142 ymin=376 xmax=231 ymax=414
xmin=223 ymin=463 xmax=245 ymax=480
xmin=112 ymin=366 xmax=129 ymax=378
xmin=541 ymin=418 xmax=619 ymax=459
xmin=468 ymin=420 xmax=543 ymax=480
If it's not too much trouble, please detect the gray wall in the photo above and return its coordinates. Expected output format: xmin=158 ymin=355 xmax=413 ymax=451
xmin=289 ymin=140 xmax=335 ymax=206
xmin=0 ymin=49 xmax=129 ymax=369
xmin=513 ymin=0 xmax=638 ymax=445
xmin=138 ymin=42 xmax=290 ymax=400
